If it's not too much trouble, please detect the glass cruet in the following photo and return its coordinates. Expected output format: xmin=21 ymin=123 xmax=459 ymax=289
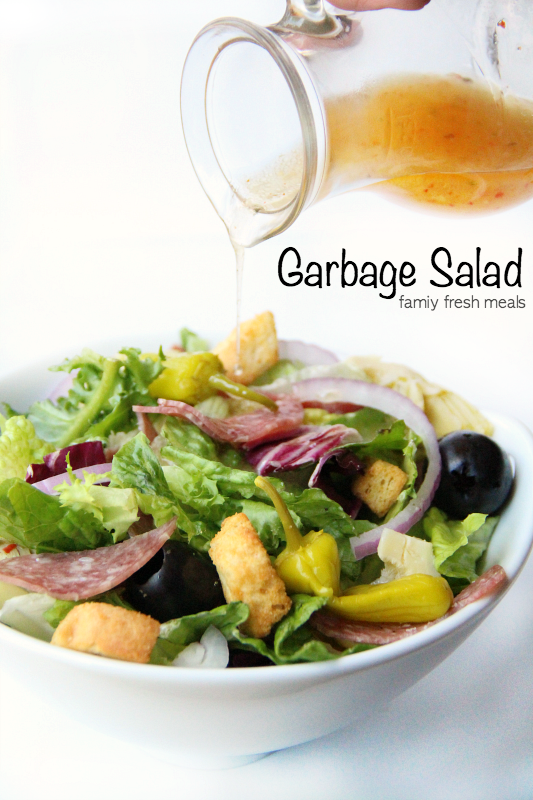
xmin=180 ymin=0 xmax=533 ymax=247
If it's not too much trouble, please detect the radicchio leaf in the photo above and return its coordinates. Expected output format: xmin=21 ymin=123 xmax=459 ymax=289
xmin=26 ymin=441 xmax=106 ymax=484
xmin=247 ymin=425 xmax=361 ymax=478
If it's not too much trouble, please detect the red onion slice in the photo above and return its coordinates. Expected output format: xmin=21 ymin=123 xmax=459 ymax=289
xmin=290 ymin=378 xmax=441 ymax=560
xmin=278 ymin=340 xmax=339 ymax=366
xmin=32 ymin=463 xmax=111 ymax=495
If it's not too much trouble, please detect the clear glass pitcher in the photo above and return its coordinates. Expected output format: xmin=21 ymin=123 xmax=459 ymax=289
xmin=181 ymin=0 xmax=533 ymax=247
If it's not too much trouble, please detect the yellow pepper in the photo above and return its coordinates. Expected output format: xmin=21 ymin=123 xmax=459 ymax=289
xmin=255 ymin=479 xmax=453 ymax=625
xmin=302 ymin=408 xmax=334 ymax=425
xmin=146 ymin=352 xmax=277 ymax=410
xmin=326 ymin=573 xmax=453 ymax=624
xmin=147 ymin=352 xmax=222 ymax=404
xmin=255 ymin=476 xmax=341 ymax=598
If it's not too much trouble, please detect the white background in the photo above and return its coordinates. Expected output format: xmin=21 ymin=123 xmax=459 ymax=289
xmin=0 ymin=1 xmax=532 ymax=798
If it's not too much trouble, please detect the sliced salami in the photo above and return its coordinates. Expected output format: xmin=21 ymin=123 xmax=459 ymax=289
xmin=132 ymin=394 xmax=304 ymax=449
xmin=309 ymin=565 xmax=508 ymax=646
xmin=309 ymin=613 xmax=435 ymax=646
xmin=450 ymin=565 xmax=507 ymax=611
xmin=135 ymin=410 xmax=158 ymax=443
xmin=0 ymin=518 xmax=176 ymax=601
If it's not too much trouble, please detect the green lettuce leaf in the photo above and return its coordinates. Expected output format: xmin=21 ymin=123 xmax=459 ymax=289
xmin=163 ymin=463 xmax=226 ymax=520
xmin=0 ymin=415 xmax=54 ymax=482
xmin=160 ymin=417 xmax=217 ymax=460
xmin=193 ymin=396 xmax=230 ymax=420
xmin=55 ymin=470 xmax=138 ymax=542
xmin=28 ymin=348 xmax=164 ymax=447
xmin=0 ymin=403 xmax=20 ymax=421
xmin=159 ymin=602 xmax=249 ymax=646
xmin=423 ymin=507 xmax=487 ymax=569
xmin=110 ymin=434 xmax=213 ymax=544
xmin=305 ymin=407 xmax=394 ymax=442
xmin=234 ymin=594 xmax=373 ymax=665
xmin=384 ymin=432 xmax=420 ymax=521
xmin=253 ymin=359 xmax=302 ymax=386
xmin=180 ymin=328 xmax=209 ymax=353
xmin=436 ymin=515 xmax=499 ymax=582
xmin=153 ymin=602 xmax=249 ymax=665
xmin=111 ymin=433 xmax=174 ymax=500
xmin=0 ymin=478 xmax=116 ymax=552
xmin=354 ymin=419 xmax=417 ymax=463
xmin=422 ymin=507 xmax=498 ymax=582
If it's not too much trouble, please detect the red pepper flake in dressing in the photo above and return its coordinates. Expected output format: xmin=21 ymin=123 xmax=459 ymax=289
xmin=497 ymin=19 xmax=506 ymax=28
xmin=3 ymin=543 xmax=17 ymax=554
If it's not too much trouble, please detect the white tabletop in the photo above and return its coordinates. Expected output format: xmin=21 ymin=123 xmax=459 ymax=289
xmin=0 ymin=2 xmax=532 ymax=797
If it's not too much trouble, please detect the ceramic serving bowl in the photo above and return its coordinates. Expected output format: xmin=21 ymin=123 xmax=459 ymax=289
xmin=1 ymin=361 xmax=532 ymax=770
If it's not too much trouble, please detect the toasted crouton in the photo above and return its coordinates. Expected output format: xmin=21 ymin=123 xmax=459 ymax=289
xmin=209 ymin=513 xmax=291 ymax=638
xmin=51 ymin=602 xmax=160 ymax=664
xmin=212 ymin=311 xmax=278 ymax=385
xmin=352 ymin=460 xmax=408 ymax=518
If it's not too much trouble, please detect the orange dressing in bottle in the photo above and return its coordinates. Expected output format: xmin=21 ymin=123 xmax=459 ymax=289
xmin=324 ymin=73 xmax=533 ymax=213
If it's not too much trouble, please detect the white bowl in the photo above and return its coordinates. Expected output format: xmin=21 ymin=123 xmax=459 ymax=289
xmin=1 ymin=362 xmax=532 ymax=770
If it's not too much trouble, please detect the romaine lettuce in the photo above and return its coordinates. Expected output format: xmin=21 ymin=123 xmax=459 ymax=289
xmin=0 ymin=478 xmax=119 ymax=552
xmin=0 ymin=415 xmax=54 ymax=482
xmin=180 ymin=328 xmax=209 ymax=353
xmin=157 ymin=596 xmax=373 ymax=666
xmin=109 ymin=433 xmax=215 ymax=545
xmin=55 ymin=470 xmax=139 ymax=541
xmin=233 ymin=594 xmax=373 ymax=665
xmin=423 ymin=507 xmax=498 ymax=582
xmin=160 ymin=417 xmax=217 ymax=460
xmin=305 ymin=407 xmax=394 ymax=442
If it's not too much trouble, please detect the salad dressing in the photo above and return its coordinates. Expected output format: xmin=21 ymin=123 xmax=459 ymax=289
xmin=324 ymin=73 xmax=533 ymax=213
xmin=233 ymin=242 xmax=245 ymax=377
xmin=224 ymin=162 xmax=303 ymax=368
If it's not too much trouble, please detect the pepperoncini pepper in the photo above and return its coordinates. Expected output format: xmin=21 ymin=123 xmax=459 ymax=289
xmin=326 ymin=574 xmax=453 ymax=624
xmin=146 ymin=352 xmax=277 ymax=410
xmin=255 ymin=477 xmax=453 ymax=623
xmin=255 ymin=476 xmax=341 ymax=598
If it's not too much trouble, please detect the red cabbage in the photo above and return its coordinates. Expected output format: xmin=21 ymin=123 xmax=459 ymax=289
xmin=247 ymin=425 xmax=361 ymax=477
xmin=26 ymin=441 xmax=106 ymax=484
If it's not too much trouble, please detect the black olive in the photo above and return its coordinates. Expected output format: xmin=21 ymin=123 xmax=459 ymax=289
xmin=124 ymin=541 xmax=225 ymax=623
xmin=433 ymin=431 xmax=513 ymax=518
xmin=228 ymin=650 xmax=274 ymax=668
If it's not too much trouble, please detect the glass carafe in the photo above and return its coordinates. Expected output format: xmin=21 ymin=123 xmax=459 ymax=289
xmin=181 ymin=0 xmax=533 ymax=247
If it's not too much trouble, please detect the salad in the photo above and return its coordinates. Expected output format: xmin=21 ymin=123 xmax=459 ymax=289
xmin=0 ymin=312 xmax=513 ymax=667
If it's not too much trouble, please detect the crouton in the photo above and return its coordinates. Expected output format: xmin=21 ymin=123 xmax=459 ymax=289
xmin=209 ymin=513 xmax=291 ymax=639
xmin=51 ymin=602 xmax=160 ymax=664
xmin=212 ymin=311 xmax=278 ymax=385
xmin=352 ymin=459 xmax=408 ymax=518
